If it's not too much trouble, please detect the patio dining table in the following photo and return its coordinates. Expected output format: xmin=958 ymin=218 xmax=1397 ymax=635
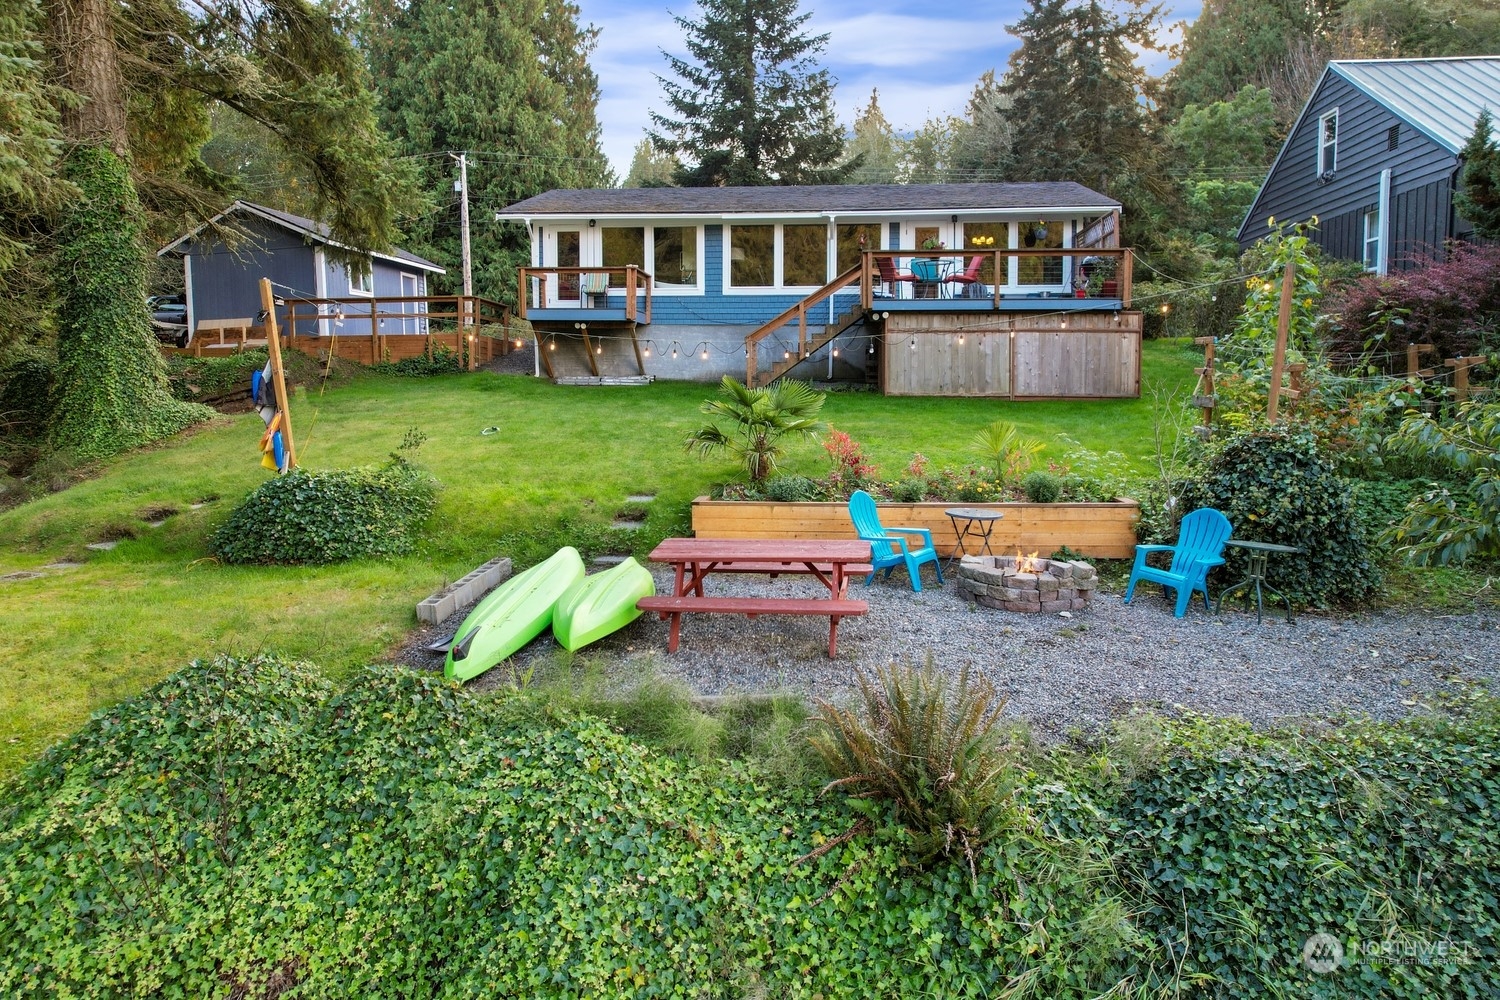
xmin=910 ymin=256 xmax=954 ymax=299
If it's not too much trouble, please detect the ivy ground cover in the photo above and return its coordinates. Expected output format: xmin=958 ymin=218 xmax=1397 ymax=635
xmin=2 ymin=656 xmax=1496 ymax=998
xmin=0 ymin=340 xmax=1195 ymax=777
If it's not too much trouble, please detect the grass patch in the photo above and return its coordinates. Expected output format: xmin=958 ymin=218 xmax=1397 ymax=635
xmin=0 ymin=338 xmax=1252 ymax=776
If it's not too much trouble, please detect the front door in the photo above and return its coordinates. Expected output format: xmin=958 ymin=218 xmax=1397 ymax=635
xmin=543 ymin=227 xmax=583 ymax=306
xmin=399 ymin=272 xmax=421 ymax=333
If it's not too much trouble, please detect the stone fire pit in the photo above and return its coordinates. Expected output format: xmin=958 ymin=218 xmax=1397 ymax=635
xmin=957 ymin=554 xmax=1097 ymax=613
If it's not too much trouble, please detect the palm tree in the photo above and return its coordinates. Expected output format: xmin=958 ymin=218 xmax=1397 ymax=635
xmin=685 ymin=377 xmax=827 ymax=483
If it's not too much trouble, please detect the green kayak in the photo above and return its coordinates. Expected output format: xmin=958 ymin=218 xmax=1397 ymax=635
xmin=552 ymin=557 xmax=656 ymax=652
xmin=443 ymin=546 xmax=586 ymax=682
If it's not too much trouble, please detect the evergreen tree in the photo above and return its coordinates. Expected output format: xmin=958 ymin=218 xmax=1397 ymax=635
xmin=840 ymin=89 xmax=902 ymax=184
xmin=365 ymin=0 xmax=612 ymax=303
xmin=649 ymin=0 xmax=852 ymax=186
xmin=1165 ymin=86 xmax=1282 ymax=249
xmin=1456 ymin=109 xmax=1500 ymax=241
xmin=624 ymin=138 xmax=680 ymax=187
xmin=902 ymin=116 xmax=960 ymax=184
xmin=1001 ymin=0 xmax=1162 ymax=197
xmin=1164 ymin=0 xmax=1344 ymax=114
xmin=948 ymin=71 xmax=1014 ymax=182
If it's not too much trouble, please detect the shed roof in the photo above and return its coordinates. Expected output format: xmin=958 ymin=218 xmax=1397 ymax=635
xmin=159 ymin=200 xmax=445 ymax=273
xmin=1330 ymin=57 xmax=1500 ymax=154
xmin=497 ymin=182 xmax=1120 ymax=220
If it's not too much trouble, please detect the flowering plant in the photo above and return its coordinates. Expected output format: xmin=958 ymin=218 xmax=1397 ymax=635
xmin=919 ymin=235 xmax=946 ymax=250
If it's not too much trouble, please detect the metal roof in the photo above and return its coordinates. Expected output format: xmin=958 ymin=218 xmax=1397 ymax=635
xmin=1331 ymin=57 xmax=1500 ymax=154
xmin=497 ymin=182 xmax=1120 ymax=219
xmin=158 ymin=200 xmax=446 ymax=273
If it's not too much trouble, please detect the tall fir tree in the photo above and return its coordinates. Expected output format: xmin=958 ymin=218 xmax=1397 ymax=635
xmin=624 ymin=138 xmax=680 ymax=188
xmin=649 ymin=0 xmax=852 ymax=186
xmin=948 ymin=70 xmax=1014 ymax=182
xmin=365 ymin=0 xmax=611 ymax=304
xmin=1456 ymin=109 xmax=1500 ymax=241
xmin=1164 ymin=0 xmax=1344 ymax=114
xmin=1001 ymin=0 xmax=1162 ymax=199
xmin=840 ymin=89 xmax=902 ymax=184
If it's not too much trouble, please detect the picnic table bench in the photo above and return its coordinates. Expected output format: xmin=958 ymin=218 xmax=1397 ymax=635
xmin=639 ymin=538 xmax=873 ymax=658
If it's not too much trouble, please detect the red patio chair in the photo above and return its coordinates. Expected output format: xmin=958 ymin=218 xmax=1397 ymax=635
xmin=875 ymin=256 xmax=916 ymax=297
xmin=944 ymin=255 xmax=986 ymax=289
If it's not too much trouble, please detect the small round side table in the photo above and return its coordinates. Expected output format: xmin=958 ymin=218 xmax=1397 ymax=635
xmin=1215 ymin=539 xmax=1303 ymax=623
xmin=944 ymin=507 xmax=1004 ymax=573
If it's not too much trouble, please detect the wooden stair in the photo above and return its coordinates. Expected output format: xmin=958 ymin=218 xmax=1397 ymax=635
xmin=752 ymin=305 xmax=868 ymax=387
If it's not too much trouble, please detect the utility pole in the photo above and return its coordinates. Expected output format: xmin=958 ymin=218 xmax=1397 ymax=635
xmin=454 ymin=152 xmax=473 ymax=302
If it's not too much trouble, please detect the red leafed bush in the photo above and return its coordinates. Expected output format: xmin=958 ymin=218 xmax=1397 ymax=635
xmin=1326 ymin=242 xmax=1500 ymax=372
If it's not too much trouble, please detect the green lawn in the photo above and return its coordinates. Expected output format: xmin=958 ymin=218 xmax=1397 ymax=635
xmin=0 ymin=339 xmax=1200 ymax=775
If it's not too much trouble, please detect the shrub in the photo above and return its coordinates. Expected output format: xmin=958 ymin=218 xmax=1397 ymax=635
xmin=1383 ymin=400 xmax=1500 ymax=564
xmin=763 ymin=474 xmax=819 ymax=502
xmin=1022 ymin=470 xmax=1062 ymax=502
xmin=1178 ymin=427 xmax=1377 ymax=606
xmin=971 ymin=419 xmax=1044 ymax=485
xmin=1328 ymin=242 xmax=1500 ymax=370
xmin=164 ymin=348 xmax=269 ymax=402
xmin=0 ymin=346 xmax=57 ymax=442
xmin=809 ymin=661 xmax=1025 ymax=873
xmin=370 ymin=344 xmax=464 ymax=376
xmin=887 ymin=476 xmax=928 ymax=503
xmin=822 ymin=423 xmax=878 ymax=497
xmin=211 ymin=458 xmax=439 ymax=564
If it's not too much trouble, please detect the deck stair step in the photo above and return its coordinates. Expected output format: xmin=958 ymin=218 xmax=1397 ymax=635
xmin=753 ymin=306 xmax=868 ymax=387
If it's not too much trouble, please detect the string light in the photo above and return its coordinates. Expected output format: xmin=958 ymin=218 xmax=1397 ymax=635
xmin=832 ymin=347 xmax=839 ymax=357
xmin=548 ymin=337 xmax=556 ymax=351
xmin=595 ymin=344 xmax=603 ymax=354
xmin=642 ymin=342 xmax=651 ymax=357
xmin=910 ymin=338 xmax=917 ymax=350
xmin=700 ymin=345 xmax=709 ymax=360
xmin=867 ymin=343 xmax=875 ymax=355
xmin=783 ymin=349 xmax=790 ymax=359
xmin=957 ymin=334 xmax=965 ymax=345
xmin=671 ymin=345 xmax=678 ymax=359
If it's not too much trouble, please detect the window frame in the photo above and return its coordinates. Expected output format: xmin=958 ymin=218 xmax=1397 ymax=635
xmin=723 ymin=221 xmax=831 ymax=294
xmin=596 ymin=223 xmax=704 ymax=295
xmin=1318 ymin=109 xmax=1339 ymax=177
xmin=347 ymin=257 xmax=374 ymax=297
xmin=1363 ymin=208 xmax=1382 ymax=272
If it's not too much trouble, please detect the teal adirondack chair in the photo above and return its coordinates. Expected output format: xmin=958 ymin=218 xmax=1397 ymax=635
xmin=1124 ymin=507 xmax=1232 ymax=617
xmin=847 ymin=489 xmax=944 ymax=592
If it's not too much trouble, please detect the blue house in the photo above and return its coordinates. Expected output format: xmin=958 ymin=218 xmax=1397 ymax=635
xmin=497 ymin=183 xmax=1143 ymax=398
xmin=157 ymin=200 xmax=446 ymax=339
xmin=1238 ymin=56 xmax=1500 ymax=273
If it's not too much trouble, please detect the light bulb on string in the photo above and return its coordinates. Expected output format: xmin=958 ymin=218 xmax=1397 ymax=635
xmin=548 ymin=337 xmax=556 ymax=351
xmin=596 ymin=344 xmax=603 ymax=354
xmin=957 ymin=334 xmax=965 ymax=345
xmin=671 ymin=343 xmax=678 ymax=359
xmin=832 ymin=347 xmax=839 ymax=357
xmin=867 ymin=343 xmax=875 ymax=355
xmin=643 ymin=342 xmax=652 ymax=357
xmin=783 ymin=349 xmax=790 ymax=359
xmin=910 ymin=338 xmax=917 ymax=350
xmin=700 ymin=345 xmax=709 ymax=360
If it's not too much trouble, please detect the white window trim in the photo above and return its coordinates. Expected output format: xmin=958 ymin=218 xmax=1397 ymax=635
xmin=1318 ymin=109 xmax=1338 ymax=177
xmin=594 ymin=223 xmax=705 ymax=296
xmin=347 ymin=256 xmax=374 ymax=297
xmin=721 ymin=222 xmax=832 ymax=295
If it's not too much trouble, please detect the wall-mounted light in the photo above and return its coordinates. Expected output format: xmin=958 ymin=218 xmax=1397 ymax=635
xmin=588 ymin=219 xmax=596 ymax=228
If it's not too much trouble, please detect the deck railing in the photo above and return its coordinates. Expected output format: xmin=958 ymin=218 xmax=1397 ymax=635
xmin=516 ymin=265 xmax=653 ymax=325
xmin=743 ymin=263 xmax=865 ymax=387
xmin=281 ymin=294 xmax=511 ymax=370
xmin=864 ymin=248 xmax=1132 ymax=308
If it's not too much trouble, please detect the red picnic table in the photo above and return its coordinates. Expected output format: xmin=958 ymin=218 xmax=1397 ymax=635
xmin=637 ymin=537 xmax=873 ymax=658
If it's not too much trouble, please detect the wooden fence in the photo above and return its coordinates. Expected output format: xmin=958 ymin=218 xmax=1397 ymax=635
xmin=280 ymin=295 xmax=514 ymax=370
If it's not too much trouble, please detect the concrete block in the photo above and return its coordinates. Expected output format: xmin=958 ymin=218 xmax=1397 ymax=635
xmin=1040 ymin=599 xmax=1072 ymax=613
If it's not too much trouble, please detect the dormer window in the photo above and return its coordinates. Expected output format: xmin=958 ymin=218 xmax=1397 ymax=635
xmin=1318 ymin=110 xmax=1338 ymax=179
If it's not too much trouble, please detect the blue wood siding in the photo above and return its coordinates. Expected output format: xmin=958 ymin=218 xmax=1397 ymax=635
xmin=1240 ymin=73 xmax=1459 ymax=266
xmin=185 ymin=218 xmax=315 ymax=322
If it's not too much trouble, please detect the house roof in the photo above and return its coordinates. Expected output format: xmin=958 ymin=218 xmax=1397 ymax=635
xmin=158 ymin=200 xmax=446 ymax=274
xmin=496 ymin=182 xmax=1120 ymax=220
xmin=1329 ymin=56 xmax=1500 ymax=154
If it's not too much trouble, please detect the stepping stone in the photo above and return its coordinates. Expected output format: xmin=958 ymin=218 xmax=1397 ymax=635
xmin=625 ymin=494 xmax=656 ymax=503
xmin=592 ymin=554 xmax=629 ymax=566
xmin=43 ymin=562 xmax=83 ymax=570
xmin=86 ymin=541 xmax=119 ymax=551
xmin=148 ymin=520 xmax=168 ymax=528
xmin=610 ymin=519 xmax=643 ymax=530
xmin=1 ymin=571 xmax=44 ymax=582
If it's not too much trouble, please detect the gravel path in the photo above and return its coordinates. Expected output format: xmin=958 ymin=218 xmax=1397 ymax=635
xmin=394 ymin=567 xmax=1500 ymax=742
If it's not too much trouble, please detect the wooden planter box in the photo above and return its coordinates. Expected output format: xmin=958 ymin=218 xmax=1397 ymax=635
xmin=691 ymin=497 xmax=1140 ymax=560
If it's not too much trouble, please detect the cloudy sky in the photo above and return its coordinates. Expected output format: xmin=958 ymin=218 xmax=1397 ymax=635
xmin=573 ymin=0 xmax=1200 ymax=178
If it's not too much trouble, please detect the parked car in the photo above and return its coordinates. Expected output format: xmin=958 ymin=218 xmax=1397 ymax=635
xmin=148 ymin=294 xmax=189 ymax=347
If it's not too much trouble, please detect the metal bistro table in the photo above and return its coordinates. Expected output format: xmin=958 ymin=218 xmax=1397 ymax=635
xmin=944 ymin=507 xmax=1004 ymax=573
xmin=1214 ymin=539 xmax=1303 ymax=623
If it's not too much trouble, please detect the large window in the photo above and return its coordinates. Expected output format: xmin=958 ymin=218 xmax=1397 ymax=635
xmin=602 ymin=226 xmax=645 ymax=268
xmin=962 ymin=222 xmax=1007 ymax=285
xmin=836 ymin=223 xmax=881 ymax=274
xmin=1319 ymin=110 xmax=1338 ymax=177
xmin=1017 ymin=221 xmax=1064 ymax=285
xmin=653 ymin=226 xmax=697 ymax=286
xmin=729 ymin=225 xmax=774 ymax=287
xmin=783 ymin=224 xmax=827 ymax=286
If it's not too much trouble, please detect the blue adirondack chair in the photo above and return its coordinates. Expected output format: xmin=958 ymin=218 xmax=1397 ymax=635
xmin=847 ymin=489 xmax=944 ymax=592
xmin=1124 ymin=507 xmax=1233 ymax=617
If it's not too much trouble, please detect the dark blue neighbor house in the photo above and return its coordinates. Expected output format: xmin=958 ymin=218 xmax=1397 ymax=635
xmin=1239 ymin=56 xmax=1500 ymax=274
xmin=157 ymin=201 xmax=445 ymax=337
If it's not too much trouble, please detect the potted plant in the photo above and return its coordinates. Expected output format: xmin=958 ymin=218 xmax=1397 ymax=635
xmin=912 ymin=236 xmax=945 ymax=282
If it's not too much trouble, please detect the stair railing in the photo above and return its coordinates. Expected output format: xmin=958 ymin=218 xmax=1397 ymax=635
xmin=744 ymin=263 xmax=865 ymax=386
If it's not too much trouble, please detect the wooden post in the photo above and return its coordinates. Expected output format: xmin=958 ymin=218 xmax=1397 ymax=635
xmin=1446 ymin=356 xmax=1485 ymax=402
xmin=1406 ymin=343 xmax=1437 ymax=382
xmin=258 ymin=278 xmax=296 ymax=471
xmin=1286 ymin=362 xmax=1306 ymax=413
xmin=1267 ymin=259 xmax=1294 ymax=423
xmin=580 ymin=325 xmax=600 ymax=376
xmin=1192 ymin=336 xmax=1216 ymax=436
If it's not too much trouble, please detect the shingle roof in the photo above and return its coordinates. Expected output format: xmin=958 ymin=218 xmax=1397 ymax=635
xmin=1331 ymin=57 xmax=1500 ymax=154
xmin=497 ymin=182 xmax=1120 ymax=218
xmin=159 ymin=200 xmax=446 ymax=273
